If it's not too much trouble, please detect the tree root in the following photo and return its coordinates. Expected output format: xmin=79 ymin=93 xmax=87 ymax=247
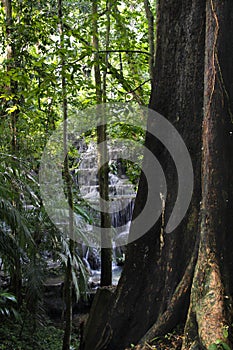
xmin=139 ymin=241 xmax=198 ymax=345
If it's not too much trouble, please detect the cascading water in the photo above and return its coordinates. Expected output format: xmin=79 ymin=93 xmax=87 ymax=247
xmin=76 ymin=141 xmax=136 ymax=286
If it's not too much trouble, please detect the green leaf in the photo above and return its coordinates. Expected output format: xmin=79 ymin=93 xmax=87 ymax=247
xmin=6 ymin=105 xmax=18 ymax=114
xmin=221 ymin=342 xmax=231 ymax=350
xmin=208 ymin=345 xmax=218 ymax=350
xmin=11 ymin=308 xmax=22 ymax=322
xmin=0 ymin=292 xmax=17 ymax=303
xmin=150 ymin=336 xmax=160 ymax=342
xmin=223 ymin=327 xmax=229 ymax=339
xmin=74 ymin=205 xmax=92 ymax=223
xmin=209 ymin=341 xmax=231 ymax=350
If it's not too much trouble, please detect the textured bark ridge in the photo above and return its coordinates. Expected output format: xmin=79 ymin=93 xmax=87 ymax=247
xmin=82 ymin=1 xmax=233 ymax=349
xmin=183 ymin=1 xmax=233 ymax=348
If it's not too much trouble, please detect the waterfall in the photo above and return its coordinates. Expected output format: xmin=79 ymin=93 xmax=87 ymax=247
xmin=75 ymin=141 xmax=136 ymax=286
xmin=77 ymin=141 xmax=136 ymax=235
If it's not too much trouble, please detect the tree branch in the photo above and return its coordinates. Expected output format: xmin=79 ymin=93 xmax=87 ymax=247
xmin=143 ymin=0 xmax=155 ymax=80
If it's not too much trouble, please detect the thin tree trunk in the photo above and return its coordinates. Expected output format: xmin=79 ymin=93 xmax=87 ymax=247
xmin=92 ymin=0 xmax=112 ymax=287
xmin=143 ymin=0 xmax=155 ymax=82
xmin=11 ymin=250 xmax=22 ymax=306
xmin=2 ymin=0 xmax=22 ymax=305
xmin=2 ymin=0 xmax=18 ymax=152
xmin=57 ymin=1 xmax=75 ymax=349
xmin=102 ymin=0 xmax=111 ymax=104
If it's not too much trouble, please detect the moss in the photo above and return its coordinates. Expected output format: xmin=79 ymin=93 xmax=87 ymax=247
xmin=187 ymin=206 xmax=198 ymax=233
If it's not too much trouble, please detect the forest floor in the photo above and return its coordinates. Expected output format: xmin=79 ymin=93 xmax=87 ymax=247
xmin=0 ymin=311 xmax=183 ymax=350
xmin=125 ymin=326 xmax=183 ymax=350
xmin=0 ymin=316 xmax=79 ymax=350
xmin=0 ymin=266 xmax=183 ymax=350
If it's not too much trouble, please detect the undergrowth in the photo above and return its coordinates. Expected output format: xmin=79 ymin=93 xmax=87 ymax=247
xmin=0 ymin=315 xmax=79 ymax=350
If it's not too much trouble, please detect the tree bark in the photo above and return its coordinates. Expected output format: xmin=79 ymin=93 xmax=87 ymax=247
xmin=92 ymin=0 xmax=112 ymax=287
xmin=143 ymin=0 xmax=155 ymax=82
xmin=2 ymin=0 xmax=22 ymax=305
xmin=57 ymin=1 xmax=75 ymax=349
xmin=2 ymin=0 xmax=18 ymax=152
xmin=183 ymin=1 xmax=233 ymax=348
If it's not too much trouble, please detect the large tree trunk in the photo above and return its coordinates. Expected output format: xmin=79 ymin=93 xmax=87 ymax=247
xmin=82 ymin=1 xmax=233 ymax=349
xmin=183 ymin=1 xmax=233 ymax=348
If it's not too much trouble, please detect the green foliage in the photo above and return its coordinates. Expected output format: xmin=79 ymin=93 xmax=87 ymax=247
xmin=0 ymin=291 xmax=19 ymax=319
xmin=208 ymin=342 xmax=231 ymax=350
xmin=0 ymin=155 xmax=36 ymax=278
xmin=0 ymin=0 xmax=150 ymax=191
xmin=0 ymin=0 xmax=152 ymax=343
xmin=0 ymin=152 xmax=89 ymax=328
xmin=0 ymin=316 xmax=79 ymax=350
xmin=209 ymin=345 xmax=218 ymax=350
xmin=208 ymin=326 xmax=231 ymax=350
